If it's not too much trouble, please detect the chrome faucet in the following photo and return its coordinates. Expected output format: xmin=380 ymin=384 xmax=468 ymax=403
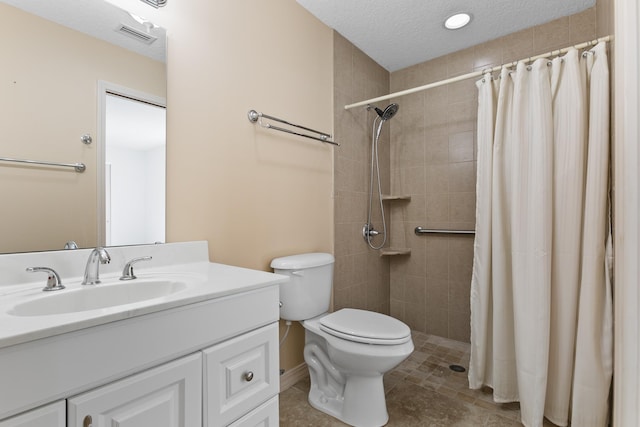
xmin=82 ymin=247 xmax=111 ymax=285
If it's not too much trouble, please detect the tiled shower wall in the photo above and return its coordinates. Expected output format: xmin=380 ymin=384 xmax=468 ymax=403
xmin=388 ymin=8 xmax=600 ymax=342
xmin=333 ymin=6 xmax=606 ymax=341
xmin=333 ymin=33 xmax=390 ymax=314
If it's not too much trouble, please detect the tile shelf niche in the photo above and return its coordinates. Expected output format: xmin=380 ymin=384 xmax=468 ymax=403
xmin=381 ymin=194 xmax=411 ymax=202
xmin=379 ymin=195 xmax=412 ymax=256
xmin=379 ymin=248 xmax=411 ymax=257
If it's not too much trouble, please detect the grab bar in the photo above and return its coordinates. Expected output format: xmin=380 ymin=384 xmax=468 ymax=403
xmin=248 ymin=110 xmax=339 ymax=146
xmin=414 ymin=226 xmax=475 ymax=235
xmin=0 ymin=156 xmax=86 ymax=172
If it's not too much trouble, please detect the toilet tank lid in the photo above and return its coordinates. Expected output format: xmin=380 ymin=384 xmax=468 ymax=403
xmin=271 ymin=253 xmax=335 ymax=269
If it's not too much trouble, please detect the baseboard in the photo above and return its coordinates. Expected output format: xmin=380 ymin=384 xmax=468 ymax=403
xmin=279 ymin=362 xmax=308 ymax=392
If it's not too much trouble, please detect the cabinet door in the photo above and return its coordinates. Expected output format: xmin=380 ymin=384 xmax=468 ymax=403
xmin=0 ymin=401 xmax=65 ymax=427
xmin=227 ymin=396 xmax=278 ymax=427
xmin=203 ymin=323 xmax=278 ymax=427
xmin=67 ymin=353 xmax=201 ymax=427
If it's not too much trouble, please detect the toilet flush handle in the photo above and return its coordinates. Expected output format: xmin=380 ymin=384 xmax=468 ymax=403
xmin=291 ymin=270 xmax=305 ymax=277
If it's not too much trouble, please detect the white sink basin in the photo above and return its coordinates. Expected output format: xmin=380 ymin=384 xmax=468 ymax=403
xmin=9 ymin=279 xmax=188 ymax=316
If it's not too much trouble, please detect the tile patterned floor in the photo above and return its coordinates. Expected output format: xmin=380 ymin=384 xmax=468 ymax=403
xmin=280 ymin=331 xmax=558 ymax=426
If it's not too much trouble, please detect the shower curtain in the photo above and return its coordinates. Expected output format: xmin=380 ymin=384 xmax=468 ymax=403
xmin=468 ymin=42 xmax=612 ymax=427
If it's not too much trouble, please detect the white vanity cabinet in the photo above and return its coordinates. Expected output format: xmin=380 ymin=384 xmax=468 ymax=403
xmin=0 ymin=286 xmax=281 ymax=427
xmin=0 ymin=401 xmax=65 ymax=427
xmin=0 ymin=243 xmax=286 ymax=427
xmin=67 ymin=353 xmax=202 ymax=427
xmin=65 ymin=321 xmax=280 ymax=427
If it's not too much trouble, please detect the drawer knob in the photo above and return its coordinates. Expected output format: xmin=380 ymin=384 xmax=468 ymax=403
xmin=244 ymin=371 xmax=254 ymax=382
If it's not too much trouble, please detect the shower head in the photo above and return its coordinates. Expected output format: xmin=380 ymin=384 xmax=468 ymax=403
xmin=368 ymin=103 xmax=399 ymax=121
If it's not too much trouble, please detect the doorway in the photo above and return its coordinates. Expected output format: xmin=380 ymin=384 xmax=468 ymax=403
xmin=98 ymin=81 xmax=166 ymax=247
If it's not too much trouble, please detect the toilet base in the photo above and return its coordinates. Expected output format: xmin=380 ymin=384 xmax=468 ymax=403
xmin=308 ymin=374 xmax=388 ymax=427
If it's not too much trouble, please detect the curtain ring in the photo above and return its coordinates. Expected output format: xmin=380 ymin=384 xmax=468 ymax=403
xmin=526 ymin=57 xmax=533 ymax=70
xmin=556 ymin=50 xmax=564 ymax=62
xmin=481 ymin=67 xmax=494 ymax=81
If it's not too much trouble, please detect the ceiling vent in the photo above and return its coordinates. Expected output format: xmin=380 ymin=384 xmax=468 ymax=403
xmin=115 ymin=24 xmax=158 ymax=45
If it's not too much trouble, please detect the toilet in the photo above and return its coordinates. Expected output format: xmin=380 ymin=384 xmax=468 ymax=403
xmin=271 ymin=253 xmax=414 ymax=427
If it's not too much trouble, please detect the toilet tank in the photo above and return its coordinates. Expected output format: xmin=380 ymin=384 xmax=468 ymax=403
xmin=271 ymin=253 xmax=334 ymax=321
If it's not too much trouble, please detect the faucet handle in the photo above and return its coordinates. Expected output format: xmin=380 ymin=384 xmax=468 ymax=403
xmin=26 ymin=267 xmax=65 ymax=292
xmin=120 ymin=256 xmax=152 ymax=281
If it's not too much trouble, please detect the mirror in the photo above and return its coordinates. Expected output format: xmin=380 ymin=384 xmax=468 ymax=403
xmin=0 ymin=0 xmax=167 ymax=254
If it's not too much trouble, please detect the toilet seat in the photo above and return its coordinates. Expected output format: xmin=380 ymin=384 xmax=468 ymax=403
xmin=319 ymin=308 xmax=411 ymax=345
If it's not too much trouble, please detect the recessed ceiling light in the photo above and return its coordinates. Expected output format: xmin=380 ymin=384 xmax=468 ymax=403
xmin=444 ymin=13 xmax=472 ymax=30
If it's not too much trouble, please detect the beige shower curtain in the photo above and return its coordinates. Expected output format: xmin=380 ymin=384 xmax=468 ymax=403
xmin=468 ymin=42 xmax=612 ymax=427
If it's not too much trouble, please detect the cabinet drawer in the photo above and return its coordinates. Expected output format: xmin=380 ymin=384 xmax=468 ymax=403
xmin=227 ymin=396 xmax=278 ymax=427
xmin=203 ymin=323 xmax=278 ymax=427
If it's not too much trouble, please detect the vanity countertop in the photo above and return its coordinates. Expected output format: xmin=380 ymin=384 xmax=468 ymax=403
xmin=0 ymin=241 xmax=287 ymax=349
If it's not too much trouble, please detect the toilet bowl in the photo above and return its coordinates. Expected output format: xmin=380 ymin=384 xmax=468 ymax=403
xmin=303 ymin=309 xmax=414 ymax=426
xmin=271 ymin=253 xmax=414 ymax=427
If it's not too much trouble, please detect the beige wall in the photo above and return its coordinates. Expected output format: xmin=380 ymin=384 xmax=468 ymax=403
xmin=388 ymin=7 xmax=599 ymax=342
xmin=165 ymin=0 xmax=334 ymax=371
xmin=0 ymin=3 xmax=165 ymax=253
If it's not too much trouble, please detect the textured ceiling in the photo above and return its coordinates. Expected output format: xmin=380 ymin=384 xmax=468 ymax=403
xmin=0 ymin=0 xmax=166 ymax=63
xmin=297 ymin=0 xmax=596 ymax=72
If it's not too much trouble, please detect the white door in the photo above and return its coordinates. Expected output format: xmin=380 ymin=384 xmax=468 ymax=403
xmin=67 ymin=353 xmax=201 ymax=427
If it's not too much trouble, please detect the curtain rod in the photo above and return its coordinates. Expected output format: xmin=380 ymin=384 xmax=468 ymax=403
xmin=344 ymin=35 xmax=612 ymax=110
